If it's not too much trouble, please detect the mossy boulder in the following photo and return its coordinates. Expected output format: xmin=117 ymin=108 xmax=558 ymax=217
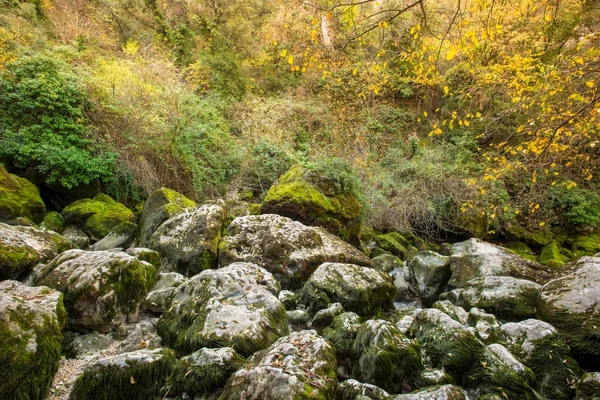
xmin=352 ymin=319 xmax=423 ymax=393
xmin=322 ymin=311 xmax=362 ymax=360
xmin=149 ymin=202 xmax=226 ymax=276
xmin=408 ymin=251 xmax=451 ymax=306
xmin=157 ymin=262 xmax=288 ymax=357
xmin=569 ymin=234 xmax=600 ymax=256
xmin=90 ymin=221 xmax=137 ymax=251
xmin=576 ymin=372 xmax=600 ymax=400
xmin=539 ymin=241 xmax=569 ymax=268
xmin=440 ymin=276 xmax=541 ymax=321
xmin=0 ymin=222 xmax=74 ymax=280
xmin=407 ymin=308 xmax=486 ymax=382
xmin=371 ymin=254 xmax=402 ymax=273
xmin=219 ymin=214 xmax=370 ymax=289
xmin=61 ymin=194 xmax=135 ymax=241
xmin=523 ymin=229 xmax=554 ymax=248
xmin=137 ymin=188 xmax=196 ymax=247
xmin=373 ymin=233 xmax=408 ymax=259
xmin=69 ymin=348 xmax=175 ymax=400
xmin=336 ymin=379 xmax=392 ymax=400
xmin=262 ymin=165 xmax=362 ymax=243
xmin=537 ymin=256 xmax=600 ymax=370
xmin=502 ymin=241 xmax=537 ymax=262
xmin=33 ymin=249 xmax=157 ymax=332
xmin=167 ymin=347 xmax=245 ymax=397
xmin=220 ymin=330 xmax=338 ymax=400
xmin=465 ymin=308 xmax=502 ymax=342
xmin=415 ymin=369 xmax=454 ymax=388
xmin=448 ymin=238 xmax=553 ymax=289
xmin=310 ymin=302 xmax=345 ymax=332
xmin=0 ymin=165 xmax=45 ymax=222
xmin=61 ymin=225 xmax=90 ymax=249
xmin=431 ymin=300 xmax=468 ymax=324
xmin=392 ymin=385 xmax=469 ymax=400
xmin=40 ymin=211 xmax=65 ymax=233
xmin=143 ymin=272 xmax=187 ymax=313
xmin=302 ymin=262 xmax=394 ymax=318
xmin=0 ymin=280 xmax=66 ymax=400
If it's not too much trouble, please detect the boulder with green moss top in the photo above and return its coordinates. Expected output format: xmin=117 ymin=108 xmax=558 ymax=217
xmin=337 ymin=379 xmax=392 ymax=400
xmin=466 ymin=308 xmax=502 ymax=342
xmin=302 ymin=262 xmax=394 ymax=318
xmin=126 ymin=247 xmax=161 ymax=268
xmin=431 ymin=300 xmax=468 ymax=324
xmin=157 ymin=262 xmax=288 ymax=357
xmin=407 ymin=308 xmax=486 ymax=382
xmin=0 ymin=280 xmax=66 ymax=400
xmin=61 ymin=225 xmax=90 ymax=249
xmin=391 ymin=385 xmax=469 ymax=400
xmin=219 ymin=214 xmax=370 ymax=289
xmin=40 ymin=211 xmax=65 ymax=233
xmin=288 ymin=309 xmax=310 ymax=331
xmin=261 ymin=165 xmax=362 ymax=243
xmin=62 ymin=194 xmax=135 ymax=242
xmin=220 ymin=330 xmax=337 ymax=400
xmin=496 ymin=319 xmax=581 ymax=400
xmin=391 ymin=266 xmax=418 ymax=304
xmin=143 ymin=272 xmax=187 ymax=313
xmin=502 ymin=241 xmax=537 ymax=262
xmin=415 ymin=369 xmax=454 ymax=388
xmin=69 ymin=347 xmax=175 ymax=400
xmin=352 ymin=319 xmax=423 ymax=393
xmin=137 ymin=188 xmax=196 ymax=247
xmin=0 ymin=222 xmax=74 ymax=280
xmin=440 ymin=276 xmax=541 ymax=321
xmin=576 ymin=372 xmax=600 ymax=400
xmin=371 ymin=254 xmax=402 ymax=273
xmin=448 ymin=238 xmax=553 ymax=289
xmin=32 ymin=249 xmax=156 ymax=332
xmin=149 ymin=202 xmax=226 ymax=276
xmin=568 ymin=234 xmax=600 ymax=256
xmin=90 ymin=221 xmax=137 ymax=251
xmin=539 ymin=241 xmax=570 ymax=268
xmin=486 ymin=343 xmax=535 ymax=386
xmin=0 ymin=165 xmax=45 ymax=222
xmin=466 ymin=345 xmax=537 ymax=400
xmin=322 ymin=311 xmax=362 ymax=361
xmin=524 ymin=229 xmax=554 ymax=248
xmin=167 ymin=347 xmax=245 ymax=397
xmin=537 ymin=256 xmax=600 ymax=370
xmin=373 ymin=233 xmax=408 ymax=259
xmin=310 ymin=302 xmax=344 ymax=332
xmin=408 ymin=251 xmax=451 ymax=306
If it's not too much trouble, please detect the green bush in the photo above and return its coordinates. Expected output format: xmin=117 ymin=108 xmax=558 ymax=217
xmin=244 ymin=140 xmax=298 ymax=196
xmin=552 ymin=186 xmax=600 ymax=227
xmin=304 ymin=156 xmax=364 ymax=200
xmin=0 ymin=55 xmax=115 ymax=189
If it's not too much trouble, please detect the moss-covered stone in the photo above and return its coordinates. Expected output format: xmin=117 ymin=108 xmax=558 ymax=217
xmin=40 ymin=211 xmax=65 ymax=233
xmin=524 ymin=229 xmax=554 ymax=248
xmin=302 ymin=263 xmax=394 ymax=318
xmin=0 ymin=165 xmax=45 ymax=222
xmin=336 ymin=379 xmax=392 ymax=400
xmin=569 ymin=234 xmax=600 ymax=255
xmin=407 ymin=308 xmax=486 ymax=383
xmin=322 ymin=312 xmax=362 ymax=361
xmin=0 ymin=281 xmax=66 ymax=400
xmin=393 ymin=384 xmax=469 ymax=399
xmin=220 ymin=330 xmax=337 ymax=400
xmin=497 ymin=319 xmax=582 ymax=400
xmin=137 ymin=188 xmax=196 ymax=247
xmin=310 ymin=302 xmax=345 ymax=332
xmin=415 ymin=369 xmax=454 ymax=388
xmin=352 ymin=319 xmax=423 ymax=393
xmin=157 ymin=262 xmax=288 ymax=357
xmin=167 ymin=347 xmax=245 ymax=397
xmin=502 ymin=241 xmax=537 ymax=262
xmin=431 ymin=300 xmax=468 ymax=324
xmin=537 ymin=256 xmax=600 ymax=370
xmin=575 ymin=372 xmax=600 ymax=400
xmin=62 ymin=194 xmax=135 ymax=241
xmin=374 ymin=234 xmax=408 ymax=259
xmin=150 ymin=202 xmax=226 ymax=277
xmin=466 ymin=308 xmax=502 ymax=342
xmin=33 ymin=249 xmax=156 ymax=332
xmin=408 ymin=251 xmax=451 ymax=306
xmin=143 ymin=271 xmax=186 ymax=313
xmin=69 ymin=348 xmax=176 ymax=400
xmin=539 ymin=241 xmax=569 ymax=268
xmin=262 ymin=165 xmax=362 ymax=243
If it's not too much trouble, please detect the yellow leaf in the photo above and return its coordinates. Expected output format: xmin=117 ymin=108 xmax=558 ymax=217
xmin=423 ymin=111 xmax=428 ymax=117
xmin=443 ymin=86 xmax=450 ymax=95
xmin=130 ymin=376 xmax=136 ymax=384
xmin=539 ymin=221 xmax=546 ymax=227
xmin=515 ymin=210 xmax=520 ymax=215
xmin=446 ymin=48 xmax=458 ymax=61
xmin=517 ymin=125 xmax=525 ymax=133
xmin=476 ymin=111 xmax=482 ymax=118
xmin=464 ymin=120 xmax=470 ymax=127
xmin=287 ymin=55 xmax=294 ymax=65
xmin=586 ymin=81 xmax=595 ymax=88
xmin=544 ymin=14 xmax=552 ymax=22
xmin=352 ymin=69 xmax=358 ymax=76
xmin=280 ymin=49 xmax=287 ymax=57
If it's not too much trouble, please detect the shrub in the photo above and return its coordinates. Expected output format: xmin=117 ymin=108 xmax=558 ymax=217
xmin=242 ymin=140 xmax=298 ymax=196
xmin=552 ymin=186 xmax=600 ymax=227
xmin=304 ymin=156 xmax=364 ymax=200
xmin=0 ymin=55 xmax=115 ymax=188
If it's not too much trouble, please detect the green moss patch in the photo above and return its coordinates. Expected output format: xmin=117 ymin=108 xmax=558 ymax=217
xmin=0 ymin=165 xmax=45 ymax=222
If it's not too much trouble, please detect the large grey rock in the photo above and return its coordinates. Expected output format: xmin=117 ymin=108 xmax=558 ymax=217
xmin=150 ymin=202 xmax=226 ymax=277
xmin=466 ymin=308 xmax=501 ymax=342
xmin=219 ymin=330 xmax=337 ymax=400
xmin=61 ymin=225 xmax=90 ymax=249
xmin=302 ymin=262 xmax=394 ymax=318
xmin=69 ymin=348 xmax=175 ymax=400
xmin=157 ymin=262 xmax=288 ymax=357
xmin=497 ymin=319 xmax=581 ymax=399
xmin=337 ymin=379 xmax=392 ymax=400
xmin=89 ymin=221 xmax=137 ymax=251
xmin=32 ymin=249 xmax=157 ymax=332
xmin=352 ymin=319 xmax=423 ymax=393
xmin=167 ymin=347 xmax=245 ymax=397
xmin=137 ymin=187 xmax=196 ymax=248
xmin=448 ymin=238 xmax=553 ymax=288
xmin=0 ymin=222 xmax=74 ymax=280
xmin=408 ymin=251 xmax=451 ymax=306
xmin=537 ymin=256 xmax=600 ymax=370
xmin=391 ymin=385 xmax=469 ymax=400
xmin=440 ymin=276 xmax=541 ymax=321
xmin=322 ymin=311 xmax=362 ymax=360
xmin=143 ymin=272 xmax=186 ymax=313
xmin=219 ymin=214 xmax=370 ymax=289
xmin=0 ymin=280 xmax=66 ymax=400
xmin=391 ymin=265 xmax=418 ymax=304
xmin=310 ymin=302 xmax=344 ymax=332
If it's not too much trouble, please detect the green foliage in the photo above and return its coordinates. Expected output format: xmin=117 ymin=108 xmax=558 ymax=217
xmin=552 ymin=186 xmax=600 ymax=227
xmin=304 ymin=156 xmax=364 ymax=199
xmin=245 ymin=139 xmax=298 ymax=196
xmin=0 ymin=56 xmax=115 ymax=189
